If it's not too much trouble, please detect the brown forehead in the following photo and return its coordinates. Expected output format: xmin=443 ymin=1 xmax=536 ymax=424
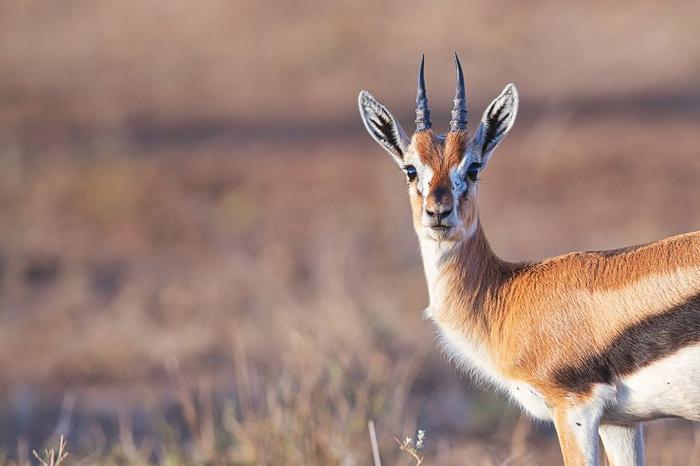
xmin=413 ymin=130 xmax=468 ymax=184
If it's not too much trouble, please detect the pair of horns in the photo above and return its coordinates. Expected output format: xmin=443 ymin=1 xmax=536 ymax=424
xmin=415 ymin=54 xmax=467 ymax=132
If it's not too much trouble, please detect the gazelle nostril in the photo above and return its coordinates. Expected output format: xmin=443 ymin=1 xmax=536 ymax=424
xmin=440 ymin=208 xmax=453 ymax=219
xmin=425 ymin=209 xmax=436 ymax=218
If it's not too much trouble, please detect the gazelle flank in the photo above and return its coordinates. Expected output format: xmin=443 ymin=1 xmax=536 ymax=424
xmin=358 ymin=54 xmax=700 ymax=466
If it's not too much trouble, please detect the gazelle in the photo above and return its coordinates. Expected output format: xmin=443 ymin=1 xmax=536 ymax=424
xmin=358 ymin=54 xmax=700 ymax=466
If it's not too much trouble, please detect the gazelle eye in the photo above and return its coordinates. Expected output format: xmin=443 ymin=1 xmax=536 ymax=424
xmin=404 ymin=165 xmax=417 ymax=181
xmin=466 ymin=162 xmax=482 ymax=182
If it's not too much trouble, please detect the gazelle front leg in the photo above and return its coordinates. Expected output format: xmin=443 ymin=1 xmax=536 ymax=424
xmin=599 ymin=424 xmax=645 ymax=466
xmin=550 ymin=384 xmax=617 ymax=465
xmin=553 ymin=407 xmax=601 ymax=466
xmin=551 ymin=386 xmax=616 ymax=466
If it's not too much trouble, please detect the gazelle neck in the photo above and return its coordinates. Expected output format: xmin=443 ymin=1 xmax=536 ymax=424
xmin=418 ymin=220 xmax=509 ymax=320
xmin=419 ymin=235 xmax=458 ymax=306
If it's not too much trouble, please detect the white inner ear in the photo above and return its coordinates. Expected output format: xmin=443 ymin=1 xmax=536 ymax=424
xmin=462 ymin=83 xmax=519 ymax=172
xmin=358 ymin=90 xmax=409 ymax=165
xmin=478 ymin=83 xmax=519 ymax=166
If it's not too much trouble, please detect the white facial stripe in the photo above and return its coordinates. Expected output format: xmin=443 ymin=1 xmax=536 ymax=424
xmin=450 ymin=167 xmax=468 ymax=197
xmin=420 ymin=165 xmax=433 ymax=195
xmin=456 ymin=139 xmax=477 ymax=175
xmin=401 ymin=150 xmax=432 ymax=195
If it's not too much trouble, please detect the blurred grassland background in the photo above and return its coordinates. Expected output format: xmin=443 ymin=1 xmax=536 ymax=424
xmin=1 ymin=1 xmax=700 ymax=464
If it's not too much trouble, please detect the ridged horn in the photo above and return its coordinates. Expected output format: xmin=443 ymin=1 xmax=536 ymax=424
xmin=415 ymin=55 xmax=432 ymax=131
xmin=449 ymin=53 xmax=468 ymax=132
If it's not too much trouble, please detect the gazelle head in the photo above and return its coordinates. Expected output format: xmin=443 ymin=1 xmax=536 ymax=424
xmin=359 ymin=55 xmax=518 ymax=243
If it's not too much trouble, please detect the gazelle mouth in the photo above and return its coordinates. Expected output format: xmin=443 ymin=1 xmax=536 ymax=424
xmin=428 ymin=225 xmax=454 ymax=238
xmin=427 ymin=225 xmax=455 ymax=241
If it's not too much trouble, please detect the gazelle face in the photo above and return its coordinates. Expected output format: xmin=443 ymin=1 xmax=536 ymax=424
xmin=402 ymin=130 xmax=478 ymax=242
xmin=358 ymin=55 xmax=519 ymax=243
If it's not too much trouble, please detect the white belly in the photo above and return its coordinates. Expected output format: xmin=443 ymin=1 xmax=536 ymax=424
xmin=604 ymin=343 xmax=700 ymax=423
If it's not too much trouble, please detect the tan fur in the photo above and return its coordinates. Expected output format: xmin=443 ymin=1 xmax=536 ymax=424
xmin=403 ymin=129 xmax=700 ymax=466
xmin=413 ymin=130 xmax=467 ymax=186
xmin=360 ymin=70 xmax=691 ymax=465
xmin=433 ymin=220 xmax=700 ymax=398
xmin=407 ymin=132 xmax=700 ymax=400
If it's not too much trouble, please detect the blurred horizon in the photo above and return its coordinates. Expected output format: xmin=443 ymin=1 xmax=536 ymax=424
xmin=1 ymin=1 xmax=700 ymax=464
xmin=3 ymin=1 xmax=700 ymax=144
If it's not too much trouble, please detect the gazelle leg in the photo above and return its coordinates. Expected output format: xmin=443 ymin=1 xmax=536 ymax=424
xmin=599 ymin=424 xmax=645 ymax=466
xmin=553 ymin=411 xmax=600 ymax=465
xmin=550 ymin=384 xmax=616 ymax=465
xmin=551 ymin=385 xmax=615 ymax=466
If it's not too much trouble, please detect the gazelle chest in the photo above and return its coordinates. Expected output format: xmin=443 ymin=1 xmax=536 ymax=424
xmin=434 ymin=322 xmax=507 ymax=391
xmin=420 ymin=237 xmax=552 ymax=420
xmin=433 ymin=320 xmax=552 ymax=420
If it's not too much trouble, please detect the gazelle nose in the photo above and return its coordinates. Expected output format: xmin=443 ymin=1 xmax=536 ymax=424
xmin=425 ymin=206 xmax=453 ymax=222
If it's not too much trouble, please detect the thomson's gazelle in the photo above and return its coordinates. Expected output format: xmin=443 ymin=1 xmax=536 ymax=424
xmin=358 ymin=54 xmax=700 ymax=466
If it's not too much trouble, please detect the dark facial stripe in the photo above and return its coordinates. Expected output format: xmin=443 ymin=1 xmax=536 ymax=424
xmin=554 ymin=292 xmax=700 ymax=393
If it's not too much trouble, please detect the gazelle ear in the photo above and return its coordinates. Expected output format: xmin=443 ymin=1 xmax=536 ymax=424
xmin=358 ymin=91 xmax=410 ymax=165
xmin=470 ymin=83 xmax=518 ymax=168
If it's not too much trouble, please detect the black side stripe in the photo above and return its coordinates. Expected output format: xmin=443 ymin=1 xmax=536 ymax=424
xmin=554 ymin=292 xmax=700 ymax=393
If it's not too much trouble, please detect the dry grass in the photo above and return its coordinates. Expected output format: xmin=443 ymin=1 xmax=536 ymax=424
xmin=2 ymin=129 xmax=700 ymax=465
xmin=33 ymin=437 xmax=68 ymax=466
